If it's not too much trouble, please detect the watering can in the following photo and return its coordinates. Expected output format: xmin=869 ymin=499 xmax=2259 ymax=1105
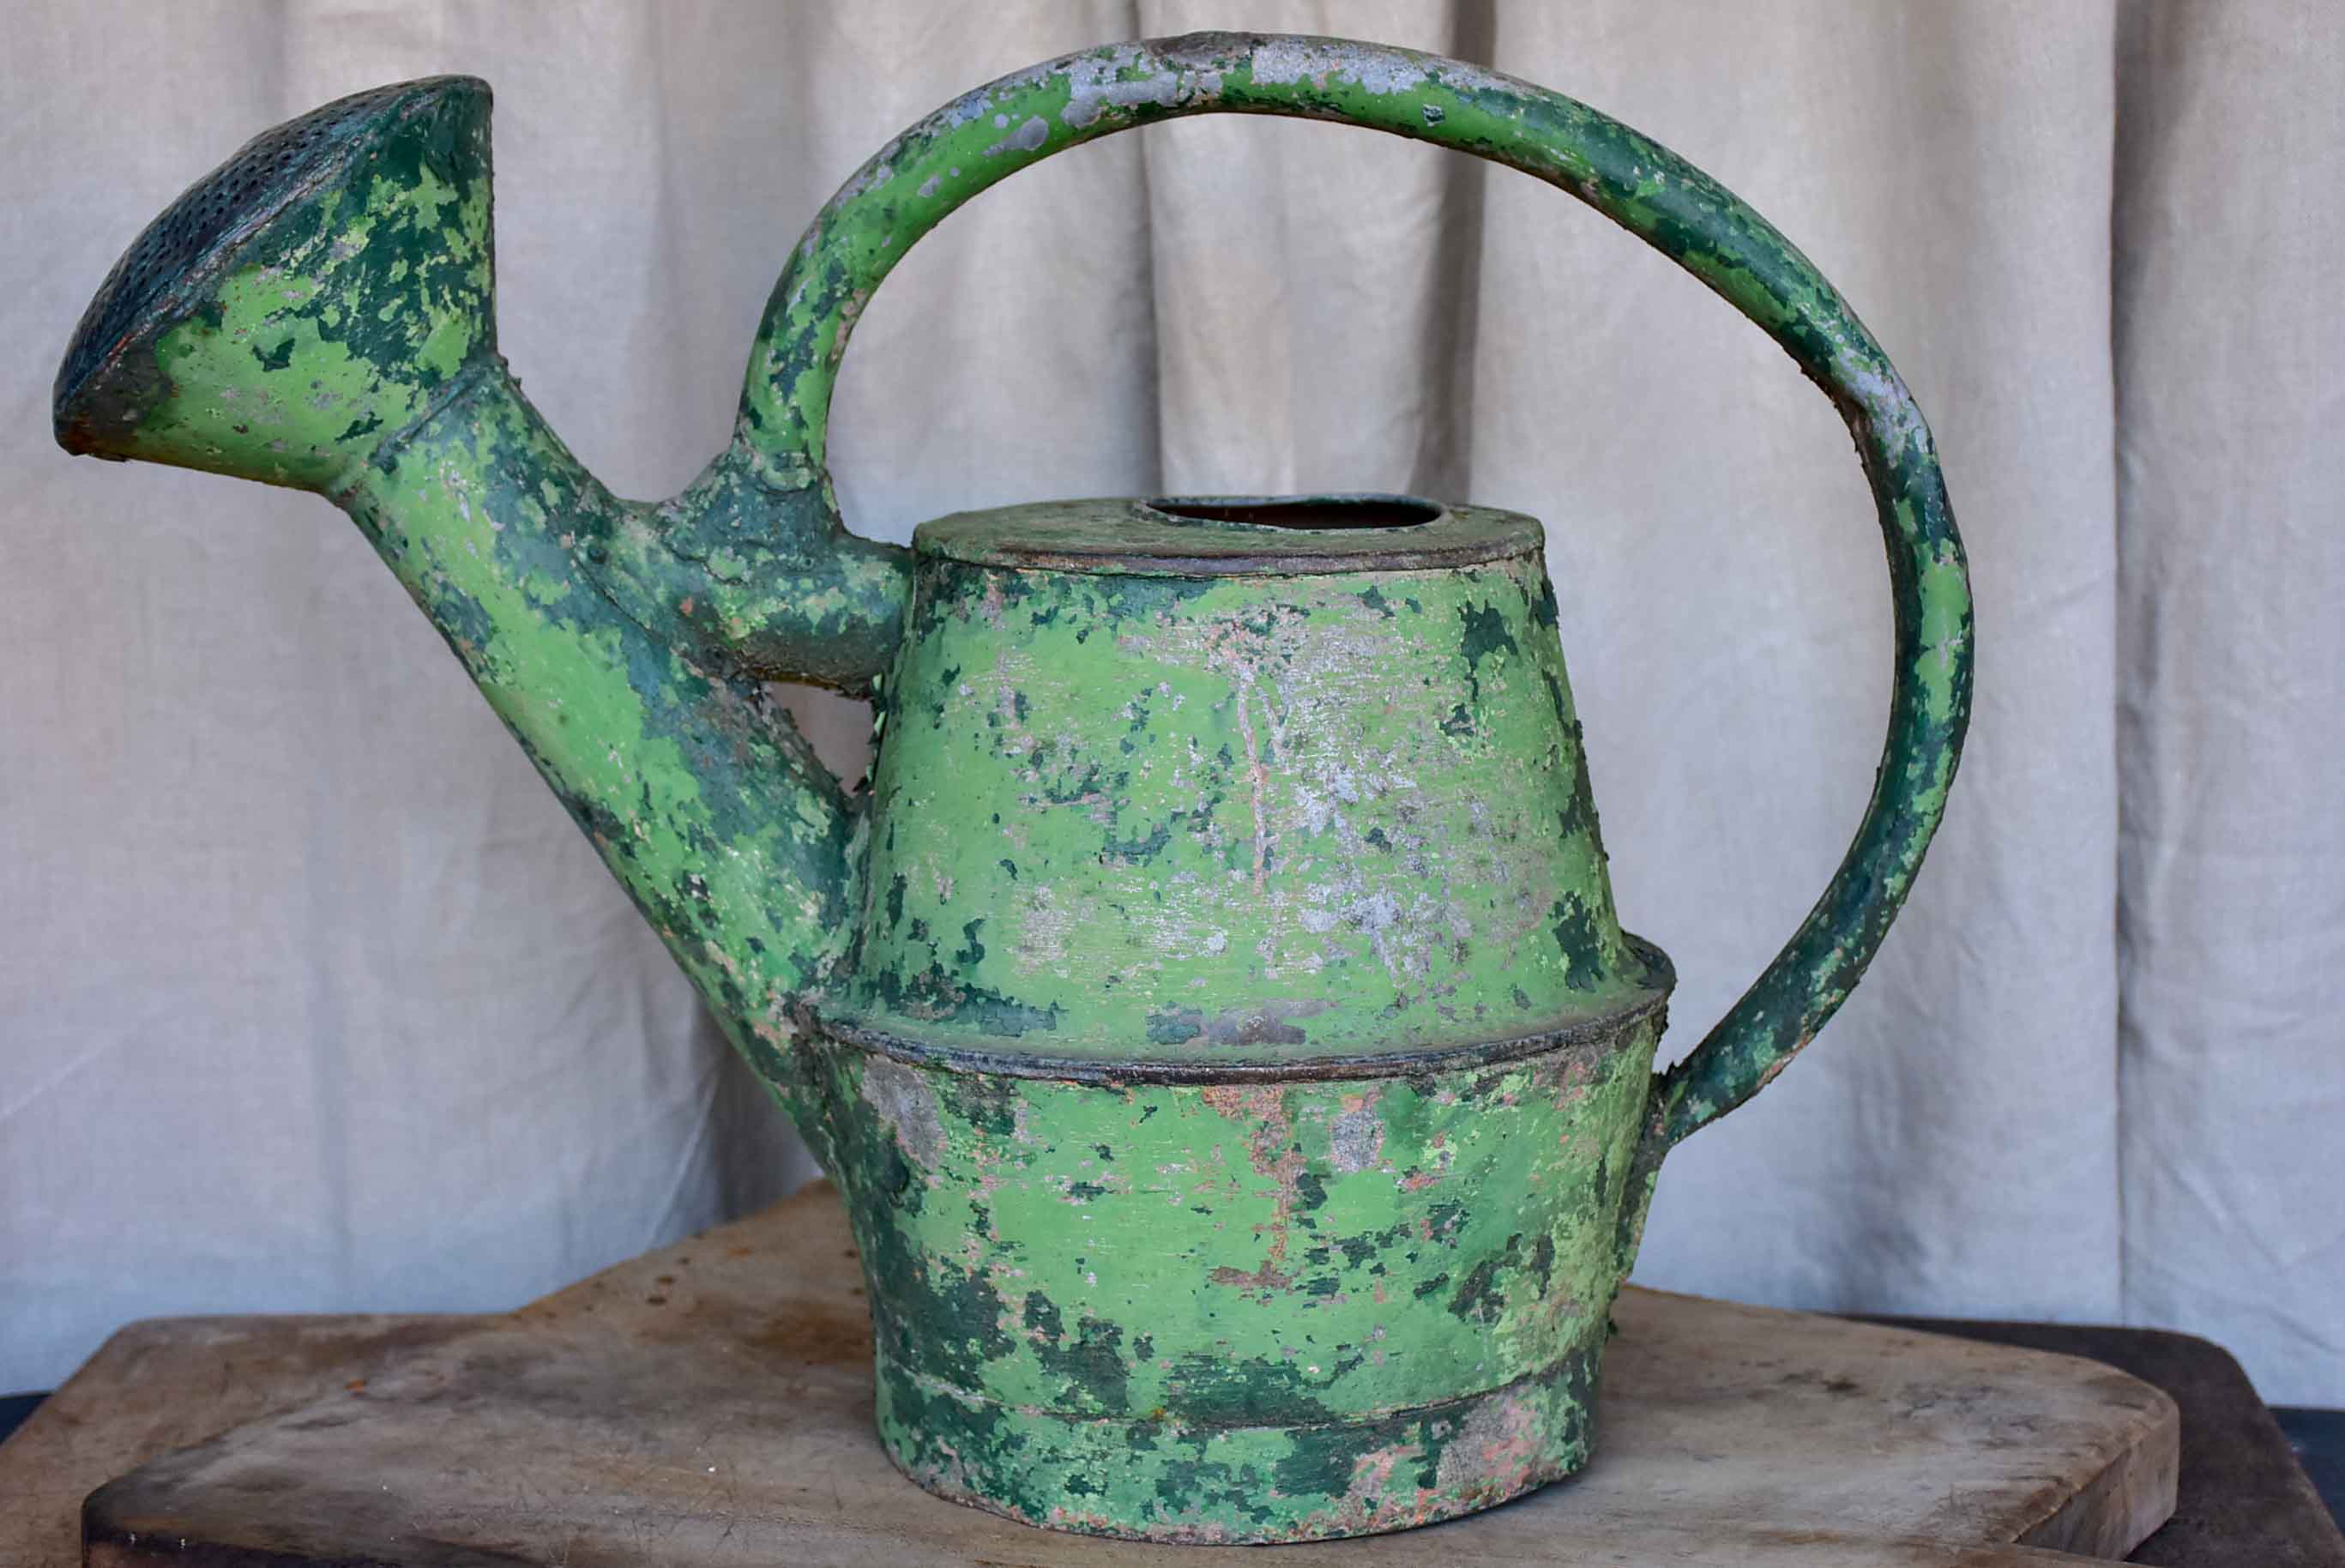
xmin=53 ymin=33 xmax=1970 ymax=1544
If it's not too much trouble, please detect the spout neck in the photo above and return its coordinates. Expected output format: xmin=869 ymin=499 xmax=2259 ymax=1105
xmin=335 ymin=370 xmax=865 ymax=1076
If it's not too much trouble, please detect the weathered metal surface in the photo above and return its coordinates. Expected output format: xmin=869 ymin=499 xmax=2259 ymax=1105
xmin=841 ymin=498 xmax=1665 ymax=1067
xmin=51 ymin=75 xmax=881 ymax=1097
xmin=717 ymin=31 xmax=1974 ymax=1158
xmin=51 ymin=30 xmax=1974 ymax=1544
xmin=811 ymin=1019 xmax=1661 ymax=1538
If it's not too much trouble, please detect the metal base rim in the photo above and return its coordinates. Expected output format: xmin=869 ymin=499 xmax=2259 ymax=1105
xmin=879 ymin=1442 xmax=1588 ymax=1544
xmin=871 ymin=1342 xmax=1604 ymax=1542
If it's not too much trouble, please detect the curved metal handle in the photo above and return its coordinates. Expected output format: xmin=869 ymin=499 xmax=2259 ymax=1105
xmin=738 ymin=33 xmax=1972 ymax=1149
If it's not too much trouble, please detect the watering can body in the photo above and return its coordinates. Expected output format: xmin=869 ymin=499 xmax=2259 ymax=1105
xmin=829 ymin=499 xmax=1675 ymax=1533
xmin=54 ymin=36 xmax=1972 ymax=1542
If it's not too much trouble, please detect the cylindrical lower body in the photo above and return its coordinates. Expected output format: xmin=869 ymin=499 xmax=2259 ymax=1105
xmin=799 ymin=1010 xmax=1666 ymax=1541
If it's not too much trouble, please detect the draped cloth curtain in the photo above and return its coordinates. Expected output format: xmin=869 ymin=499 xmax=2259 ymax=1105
xmin=4 ymin=1 xmax=2338 ymax=1402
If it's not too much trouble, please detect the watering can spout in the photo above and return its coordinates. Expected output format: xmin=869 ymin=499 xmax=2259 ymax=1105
xmin=52 ymin=77 xmax=901 ymax=1107
xmin=53 ymin=75 xmax=496 ymax=480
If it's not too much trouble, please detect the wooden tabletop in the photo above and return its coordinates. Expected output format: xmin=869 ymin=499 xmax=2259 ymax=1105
xmin=0 ymin=1182 xmax=2324 ymax=1565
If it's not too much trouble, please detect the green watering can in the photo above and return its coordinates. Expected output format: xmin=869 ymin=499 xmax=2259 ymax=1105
xmin=55 ymin=33 xmax=1971 ymax=1544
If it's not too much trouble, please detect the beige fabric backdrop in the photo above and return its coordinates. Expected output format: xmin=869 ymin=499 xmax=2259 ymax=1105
xmin=3 ymin=2 xmax=2338 ymax=1404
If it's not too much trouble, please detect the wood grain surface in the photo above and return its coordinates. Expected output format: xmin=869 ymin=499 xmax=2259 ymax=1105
xmin=3 ymin=1183 xmax=2176 ymax=1567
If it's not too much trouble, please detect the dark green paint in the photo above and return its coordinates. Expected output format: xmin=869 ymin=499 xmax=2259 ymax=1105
xmin=53 ymin=31 xmax=1969 ymax=1544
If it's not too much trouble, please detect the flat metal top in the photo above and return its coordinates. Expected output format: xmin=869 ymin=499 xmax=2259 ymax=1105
xmin=913 ymin=494 xmax=1544 ymax=576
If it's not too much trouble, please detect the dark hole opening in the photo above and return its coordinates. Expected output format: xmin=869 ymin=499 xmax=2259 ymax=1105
xmin=1148 ymin=494 xmax=1440 ymax=531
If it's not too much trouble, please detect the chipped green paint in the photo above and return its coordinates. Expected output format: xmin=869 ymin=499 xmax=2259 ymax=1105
xmin=54 ymin=33 xmax=1970 ymax=1544
xmin=811 ymin=1019 xmax=1658 ymax=1539
xmin=52 ymin=76 xmax=871 ymax=1110
xmin=838 ymin=499 xmax=1667 ymax=1065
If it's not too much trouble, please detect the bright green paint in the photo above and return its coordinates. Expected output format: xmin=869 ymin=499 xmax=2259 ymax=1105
xmin=55 ymin=33 xmax=1971 ymax=1544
